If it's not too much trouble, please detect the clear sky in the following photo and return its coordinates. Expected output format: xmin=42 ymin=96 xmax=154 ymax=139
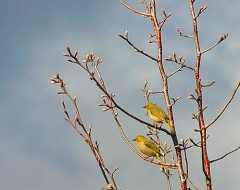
xmin=1 ymin=0 xmax=240 ymax=189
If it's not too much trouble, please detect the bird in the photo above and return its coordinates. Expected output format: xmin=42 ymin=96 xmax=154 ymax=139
xmin=143 ymin=102 xmax=175 ymax=132
xmin=132 ymin=135 xmax=163 ymax=163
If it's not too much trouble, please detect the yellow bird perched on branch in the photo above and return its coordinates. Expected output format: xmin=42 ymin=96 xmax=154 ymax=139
xmin=143 ymin=102 xmax=175 ymax=132
xmin=132 ymin=135 xmax=163 ymax=163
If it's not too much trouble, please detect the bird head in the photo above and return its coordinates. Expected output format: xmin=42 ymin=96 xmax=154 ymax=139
xmin=132 ymin=135 xmax=145 ymax=143
xmin=143 ymin=102 xmax=156 ymax=110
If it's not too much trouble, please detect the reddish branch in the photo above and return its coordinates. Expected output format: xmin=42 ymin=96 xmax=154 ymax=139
xmin=150 ymin=1 xmax=187 ymax=189
xmin=118 ymin=0 xmax=187 ymax=189
xmin=188 ymin=0 xmax=211 ymax=189
xmin=51 ymin=1 xmax=240 ymax=190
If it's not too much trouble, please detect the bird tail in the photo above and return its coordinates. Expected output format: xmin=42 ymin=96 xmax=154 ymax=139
xmin=156 ymin=154 xmax=169 ymax=173
xmin=156 ymin=154 xmax=163 ymax=163
xmin=165 ymin=120 xmax=175 ymax=132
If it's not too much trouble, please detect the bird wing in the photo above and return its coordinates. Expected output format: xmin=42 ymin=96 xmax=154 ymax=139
xmin=152 ymin=107 xmax=167 ymax=122
xmin=144 ymin=139 xmax=160 ymax=154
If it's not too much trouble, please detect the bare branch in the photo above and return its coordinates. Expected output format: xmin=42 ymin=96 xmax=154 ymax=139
xmin=170 ymin=96 xmax=181 ymax=106
xmin=167 ymin=65 xmax=184 ymax=78
xmin=201 ymin=80 xmax=215 ymax=87
xmin=194 ymin=5 xmax=208 ymax=19
xmin=118 ymin=33 xmax=158 ymax=61
xmin=175 ymin=27 xmax=194 ymax=38
xmin=159 ymin=9 xmax=172 ymax=28
xmin=165 ymin=53 xmax=195 ymax=71
xmin=188 ymin=92 xmax=197 ymax=101
xmin=65 ymin=47 xmax=173 ymax=135
xmin=63 ymin=47 xmax=176 ymax=171
xmin=141 ymin=78 xmax=163 ymax=102
xmin=139 ymin=0 xmax=150 ymax=13
xmin=189 ymin=0 xmax=211 ymax=183
xmin=201 ymin=33 xmax=229 ymax=54
xmin=50 ymin=1 xmax=239 ymax=189
xmin=205 ymin=81 xmax=240 ymax=129
xmin=187 ymin=177 xmax=199 ymax=190
xmin=210 ymin=146 xmax=240 ymax=163
xmin=182 ymin=136 xmax=210 ymax=150
xmin=181 ymin=139 xmax=189 ymax=181
xmin=118 ymin=0 xmax=150 ymax=17
xmin=191 ymin=112 xmax=198 ymax=120
xmin=149 ymin=131 xmax=175 ymax=164
xmin=51 ymin=72 xmax=120 ymax=189
xmin=187 ymin=137 xmax=201 ymax=148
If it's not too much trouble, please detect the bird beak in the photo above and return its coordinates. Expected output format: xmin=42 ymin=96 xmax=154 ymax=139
xmin=132 ymin=138 xmax=135 ymax=141
xmin=142 ymin=106 xmax=146 ymax=108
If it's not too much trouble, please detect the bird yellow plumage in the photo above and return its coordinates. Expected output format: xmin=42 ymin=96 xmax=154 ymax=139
xmin=143 ymin=102 xmax=175 ymax=132
xmin=132 ymin=135 xmax=163 ymax=162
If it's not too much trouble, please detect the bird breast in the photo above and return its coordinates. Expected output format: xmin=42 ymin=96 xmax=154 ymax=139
xmin=147 ymin=110 xmax=164 ymax=123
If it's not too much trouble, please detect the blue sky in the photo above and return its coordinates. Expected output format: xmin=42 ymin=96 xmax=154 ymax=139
xmin=1 ymin=0 xmax=240 ymax=189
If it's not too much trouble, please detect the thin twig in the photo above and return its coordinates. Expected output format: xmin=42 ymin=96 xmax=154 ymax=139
xmin=77 ymin=50 xmax=175 ymax=167
xmin=194 ymin=5 xmax=208 ymax=19
xmin=205 ymin=81 xmax=240 ymax=129
xmin=150 ymin=130 xmax=175 ymax=164
xmin=118 ymin=33 xmax=158 ymax=62
xmin=159 ymin=9 xmax=172 ymax=28
xmin=175 ymin=27 xmax=194 ymax=38
xmin=167 ymin=65 xmax=184 ymax=78
xmin=139 ymin=0 xmax=150 ymax=14
xmin=118 ymin=0 xmax=150 ymax=17
xmin=165 ymin=54 xmax=195 ymax=71
xmin=189 ymin=0 xmax=212 ymax=184
xmin=187 ymin=176 xmax=199 ymax=190
xmin=141 ymin=78 xmax=163 ymax=102
xmin=210 ymin=146 xmax=240 ymax=163
xmin=51 ymin=72 xmax=119 ymax=189
xmin=201 ymin=33 xmax=229 ymax=54
xmin=64 ymin=47 xmax=173 ymax=134
xmin=201 ymin=80 xmax=215 ymax=87
xmin=170 ymin=96 xmax=181 ymax=106
xmin=182 ymin=140 xmax=189 ymax=181
xmin=180 ymin=141 xmax=199 ymax=190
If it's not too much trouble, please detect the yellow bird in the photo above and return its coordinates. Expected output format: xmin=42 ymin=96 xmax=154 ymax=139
xmin=143 ymin=102 xmax=175 ymax=132
xmin=132 ymin=135 xmax=163 ymax=163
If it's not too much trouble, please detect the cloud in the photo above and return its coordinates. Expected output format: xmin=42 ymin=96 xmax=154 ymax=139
xmin=1 ymin=1 xmax=240 ymax=189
